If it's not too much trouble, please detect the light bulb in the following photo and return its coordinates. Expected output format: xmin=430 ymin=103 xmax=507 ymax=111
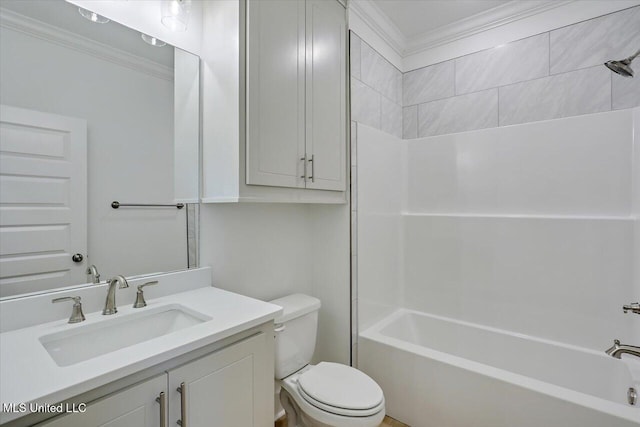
xmin=141 ymin=34 xmax=167 ymax=47
xmin=78 ymin=7 xmax=110 ymax=24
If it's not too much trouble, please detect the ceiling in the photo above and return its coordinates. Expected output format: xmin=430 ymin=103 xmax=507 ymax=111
xmin=372 ymin=0 xmax=512 ymax=38
xmin=0 ymin=0 xmax=173 ymax=67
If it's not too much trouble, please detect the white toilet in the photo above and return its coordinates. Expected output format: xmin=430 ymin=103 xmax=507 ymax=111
xmin=270 ymin=294 xmax=385 ymax=427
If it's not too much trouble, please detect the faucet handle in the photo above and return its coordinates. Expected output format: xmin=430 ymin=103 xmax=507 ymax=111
xmin=52 ymin=296 xmax=86 ymax=323
xmin=623 ymin=303 xmax=640 ymax=314
xmin=133 ymin=281 xmax=158 ymax=308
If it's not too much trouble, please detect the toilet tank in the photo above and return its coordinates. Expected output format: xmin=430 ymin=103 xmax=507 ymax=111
xmin=270 ymin=294 xmax=321 ymax=379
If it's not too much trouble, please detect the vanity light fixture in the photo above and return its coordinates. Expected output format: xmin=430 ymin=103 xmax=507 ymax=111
xmin=161 ymin=0 xmax=192 ymax=32
xmin=77 ymin=7 xmax=110 ymax=24
xmin=141 ymin=33 xmax=167 ymax=47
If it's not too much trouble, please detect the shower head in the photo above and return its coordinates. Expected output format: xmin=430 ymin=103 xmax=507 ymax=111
xmin=604 ymin=49 xmax=640 ymax=78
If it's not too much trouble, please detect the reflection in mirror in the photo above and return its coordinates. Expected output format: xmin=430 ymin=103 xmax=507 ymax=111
xmin=0 ymin=0 xmax=200 ymax=298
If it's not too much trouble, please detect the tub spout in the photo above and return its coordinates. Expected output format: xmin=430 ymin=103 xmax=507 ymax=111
xmin=605 ymin=339 xmax=640 ymax=359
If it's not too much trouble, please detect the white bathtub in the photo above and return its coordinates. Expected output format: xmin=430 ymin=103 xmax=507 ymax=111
xmin=359 ymin=309 xmax=640 ymax=427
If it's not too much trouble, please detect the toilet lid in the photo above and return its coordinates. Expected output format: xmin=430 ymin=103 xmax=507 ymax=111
xmin=297 ymin=362 xmax=384 ymax=413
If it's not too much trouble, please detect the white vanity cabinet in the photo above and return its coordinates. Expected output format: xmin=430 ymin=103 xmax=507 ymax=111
xmin=246 ymin=0 xmax=346 ymax=192
xmin=167 ymin=332 xmax=271 ymax=427
xmin=37 ymin=375 xmax=166 ymax=427
xmin=201 ymin=0 xmax=347 ymax=203
xmin=35 ymin=331 xmax=272 ymax=427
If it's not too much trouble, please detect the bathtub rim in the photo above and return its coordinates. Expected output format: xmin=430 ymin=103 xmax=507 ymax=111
xmin=359 ymin=308 xmax=640 ymax=424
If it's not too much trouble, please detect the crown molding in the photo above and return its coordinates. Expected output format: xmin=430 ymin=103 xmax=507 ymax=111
xmin=348 ymin=0 xmax=572 ymax=58
xmin=349 ymin=0 xmax=406 ymax=57
xmin=0 ymin=8 xmax=173 ymax=82
xmin=404 ymin=1 xmax=572 ymax=56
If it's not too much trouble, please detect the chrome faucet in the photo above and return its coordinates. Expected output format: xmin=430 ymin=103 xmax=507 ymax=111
xmin=606 ymin=339 xmax=640 ymax=359
xmin=87 ymin=264 xmax=101 ymax=284
xmin=103 ymin=275 xmax=129 ymax=315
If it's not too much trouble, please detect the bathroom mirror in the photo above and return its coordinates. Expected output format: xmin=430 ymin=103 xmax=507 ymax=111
xmin=0 ymin=0 xmax=200 ymax=298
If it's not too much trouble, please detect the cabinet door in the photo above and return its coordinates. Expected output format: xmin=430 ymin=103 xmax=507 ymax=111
xmin=246 ymin=0 xmax=306 ymax=189
xmin=168 ymin=332 xmax=272 ymax=427
xmin=37 ymin=375 xmax=166 ymax=427
xmin=305 ymin=0 xmax=347 ymax=191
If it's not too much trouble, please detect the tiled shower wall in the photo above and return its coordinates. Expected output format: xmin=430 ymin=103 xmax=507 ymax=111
xmin=350 ymin=35 xmax=403 ymax=138
xmin=350 ymin=5 xmax=640 ymax=139
xmin=403 ymin=5 xmax=640 ymax=137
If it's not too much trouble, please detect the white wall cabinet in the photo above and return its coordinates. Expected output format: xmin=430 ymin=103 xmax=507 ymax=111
xmin=246 ymin=0 xmax=346 ymax=192
xmin=36 ymin=331 xmax=272 ymax=427
xmin=201 ymin=0 xmax=347 ymax=203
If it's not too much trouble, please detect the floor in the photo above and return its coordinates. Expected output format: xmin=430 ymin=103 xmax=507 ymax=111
xmin=275 ymin=415 xmax=409 ymax=426
xmin=380 ymin=416 xmax=410 ymax=426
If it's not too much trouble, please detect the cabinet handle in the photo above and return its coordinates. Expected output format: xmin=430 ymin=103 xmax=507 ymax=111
xmin=300 ymin=156 xmax=307 ymax=181
xmin=308 ymin=155 xmax=315 ymax=182
xmin=156 ymin=392 xmax=166 ymax=427
xmin=177 ymin=382 xmax=187 ymax=427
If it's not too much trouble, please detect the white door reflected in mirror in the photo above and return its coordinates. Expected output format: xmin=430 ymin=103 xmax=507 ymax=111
xmin=0 ymin=105 xmax=87 ymax=296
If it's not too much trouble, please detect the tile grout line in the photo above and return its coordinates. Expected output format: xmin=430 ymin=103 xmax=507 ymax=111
xmin=548 ymin=30 xmax=551 ymax=77
xmin=497 ymin=86 xmax=500 ymax=127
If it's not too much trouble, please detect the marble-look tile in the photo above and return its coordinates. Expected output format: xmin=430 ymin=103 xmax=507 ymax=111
xmin=186 ymin=204 xmax=198 ymax=268
xmin=351 ymin=342 xmax=358 ymax=367
xmin=381 ymin=96 xmax=403 ymax=138
xmin=455 ymin=33 xmax=549 ymax=95
xmin=350 ymin=77 xmax=380 ymax=129
xmin=499 ymin=66 xmax=611 ymax=126
xmin=612 ymin=73 xmax=640 ymax=110
xmin=418 ymin=89 xmax=498 ymax=137
xmin=403 ymin=105 xmax=418 ymax=139
xmin=351 ymin=298 xmax=358 ymax=344
xmin=351 ymin=165 xmax=358 ymax=212
xmin=351 ymin=254 xmax=358 ymax=300
xmin=403 ymin=60 xmax=455 ymax=106
xmin=360 ymin=41 xmax=400 ymax=103
xmin=351 ymin=213 xmax=358 ymax=255
xmin=350 ymin=120 xmax=357 ymax=166
xmin=350 ymin=32 xmax=361 ymax=80
xmin=550 ymin=6 xmax=640 ymax=74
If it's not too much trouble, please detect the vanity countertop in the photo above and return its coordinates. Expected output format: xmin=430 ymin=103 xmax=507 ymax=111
xmin=0 ymin=282 xmax=282 ymax=424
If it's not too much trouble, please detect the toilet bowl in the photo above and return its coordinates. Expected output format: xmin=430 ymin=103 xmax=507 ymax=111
xmin=270 ymin=294 xmax=385 ymax=427
xmin=279 ymin=363 xmax=385 ymax=427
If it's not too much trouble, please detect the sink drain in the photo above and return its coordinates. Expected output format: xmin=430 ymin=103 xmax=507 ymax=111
xmin=629 ymin=388 xmax=637 ymax=406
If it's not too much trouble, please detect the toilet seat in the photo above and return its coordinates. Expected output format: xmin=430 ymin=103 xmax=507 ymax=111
xmin=296 ymin=362 xmax=384 ymax=417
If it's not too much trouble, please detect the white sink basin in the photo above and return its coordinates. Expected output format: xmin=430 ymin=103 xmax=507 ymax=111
xmin=40 ymin=304 xmax=211 ymax=366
